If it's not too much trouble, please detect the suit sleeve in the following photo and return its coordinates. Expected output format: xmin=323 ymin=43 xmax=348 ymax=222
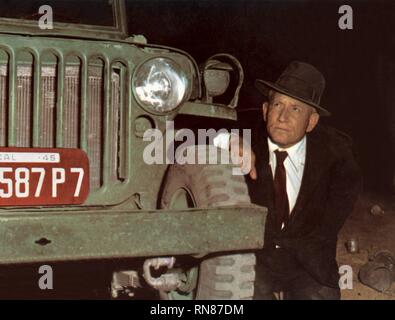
xmin=319 ymin=138 xmax=363 ymax=238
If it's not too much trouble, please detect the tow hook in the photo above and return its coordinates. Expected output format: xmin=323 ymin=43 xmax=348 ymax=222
xmin=143 ymin=257 xmax=182 ymax=292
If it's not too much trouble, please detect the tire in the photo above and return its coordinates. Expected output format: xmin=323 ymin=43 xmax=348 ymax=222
xmin=160 ymin=145 xmax=256 ymax=300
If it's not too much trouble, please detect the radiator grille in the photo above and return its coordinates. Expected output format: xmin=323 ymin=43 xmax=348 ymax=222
xmin=0 ymin=51 xmax=124 ymax=190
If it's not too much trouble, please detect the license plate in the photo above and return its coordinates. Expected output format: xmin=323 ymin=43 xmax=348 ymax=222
xmin=0 ymin=148 xmax=89 ymax=206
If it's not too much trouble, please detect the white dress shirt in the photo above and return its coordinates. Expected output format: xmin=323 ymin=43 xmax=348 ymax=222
xmin=267 ymin=136 xmax=306 ymax=213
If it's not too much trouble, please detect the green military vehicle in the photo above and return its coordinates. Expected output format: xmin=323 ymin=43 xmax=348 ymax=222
xmin=0 ymin=0 xmax=266 ymax=299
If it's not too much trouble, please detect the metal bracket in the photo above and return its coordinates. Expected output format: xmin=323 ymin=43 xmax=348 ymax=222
xmin=143 ymin=257 xmax=182 ymax=292
xmin=111 ymin=270 xmax=141 ymax=298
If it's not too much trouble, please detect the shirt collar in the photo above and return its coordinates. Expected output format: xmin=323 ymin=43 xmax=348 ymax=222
xmin=267 ymin=135 xmax=306 ymax=172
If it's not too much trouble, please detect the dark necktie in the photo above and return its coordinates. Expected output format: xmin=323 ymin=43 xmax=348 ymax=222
xmin=274 ymin=150 xmax=289 ymax=231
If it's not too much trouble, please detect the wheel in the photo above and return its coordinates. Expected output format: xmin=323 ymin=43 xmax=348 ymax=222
xmin=160 ymin=145 xmax=256 ymax=300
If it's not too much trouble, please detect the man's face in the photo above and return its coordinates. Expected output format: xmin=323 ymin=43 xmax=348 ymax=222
xmin=263 ymin=92 xmax=320 ymax=148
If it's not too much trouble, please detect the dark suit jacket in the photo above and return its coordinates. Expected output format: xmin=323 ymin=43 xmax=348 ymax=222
xmin=247 ymin=123 xmax=362 ymax=288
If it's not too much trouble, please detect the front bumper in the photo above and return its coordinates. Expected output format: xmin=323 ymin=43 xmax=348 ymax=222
xmin=0 ymin=205 xmax=266 ymax=264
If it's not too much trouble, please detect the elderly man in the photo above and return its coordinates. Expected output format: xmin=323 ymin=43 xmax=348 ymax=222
xmin=215 ymin=61 xmax=362 ymax=299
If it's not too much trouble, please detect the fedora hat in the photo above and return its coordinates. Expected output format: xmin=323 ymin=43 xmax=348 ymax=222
xmin=255 ymin=61 xmax=330 ymax=116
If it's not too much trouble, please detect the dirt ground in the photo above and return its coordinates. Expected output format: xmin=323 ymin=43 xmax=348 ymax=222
xmin=338 ymin=193 xmax=395 ymax=300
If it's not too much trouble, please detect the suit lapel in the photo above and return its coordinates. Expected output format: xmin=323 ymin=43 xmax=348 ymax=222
xmin=287 ymin=130 xmax=328 ymax=225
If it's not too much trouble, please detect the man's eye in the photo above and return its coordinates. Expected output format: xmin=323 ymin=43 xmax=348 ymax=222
xmin=292 ymin=106 xmax=301 ymax=112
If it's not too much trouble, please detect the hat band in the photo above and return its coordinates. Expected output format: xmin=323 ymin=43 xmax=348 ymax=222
xmin=276 ymin=75 xmax=320 ymax=104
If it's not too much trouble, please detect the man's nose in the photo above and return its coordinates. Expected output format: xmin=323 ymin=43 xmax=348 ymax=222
xmin=278 ymin=107 xmax=289 ymax=122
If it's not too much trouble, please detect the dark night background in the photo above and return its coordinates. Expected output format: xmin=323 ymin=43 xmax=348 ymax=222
xmin=0 ymin=0 xmax=394 ymax=299
xmin=127 ymin=0 xmax=395 ymax=196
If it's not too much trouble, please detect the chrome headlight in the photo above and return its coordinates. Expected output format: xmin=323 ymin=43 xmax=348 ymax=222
xmin=133 ymin=58 xmax=189 ymax=113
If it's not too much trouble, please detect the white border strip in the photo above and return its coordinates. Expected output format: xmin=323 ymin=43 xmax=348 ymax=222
xmin=0 ymin=152 xmax=60 ymax=163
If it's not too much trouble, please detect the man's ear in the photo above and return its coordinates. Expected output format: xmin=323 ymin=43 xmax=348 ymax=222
xmin=306 ymin=110 xmax=320 ymax=133
xmin=262 ymin=102 xmax=268 ymax=122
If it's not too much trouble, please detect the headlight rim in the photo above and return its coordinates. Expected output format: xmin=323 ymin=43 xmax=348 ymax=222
xmin=132 ymin=56 xmax=190 ymax=115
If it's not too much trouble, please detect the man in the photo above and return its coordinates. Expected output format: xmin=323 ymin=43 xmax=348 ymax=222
xmin=215 ymin=61 xmax=362 ymax=299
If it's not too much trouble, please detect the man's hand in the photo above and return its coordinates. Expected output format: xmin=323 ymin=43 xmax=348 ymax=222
xmin=229 ymin=134 xmax=257 ymax=180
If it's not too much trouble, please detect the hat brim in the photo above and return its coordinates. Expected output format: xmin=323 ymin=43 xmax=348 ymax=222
xmin=255 ymin=79 xmax=331 ymax=116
